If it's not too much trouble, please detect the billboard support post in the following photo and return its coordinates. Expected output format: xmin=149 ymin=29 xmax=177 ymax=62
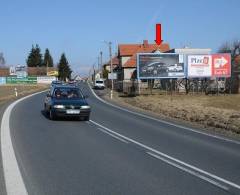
xmin=109 ymin=42 xmax=113 ymax=99
xmin=138 ymin=79 xmax=141 ymax=95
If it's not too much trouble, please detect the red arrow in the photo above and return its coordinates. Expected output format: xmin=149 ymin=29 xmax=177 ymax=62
xmin=155 ymin=24 xmax=163 ymax=45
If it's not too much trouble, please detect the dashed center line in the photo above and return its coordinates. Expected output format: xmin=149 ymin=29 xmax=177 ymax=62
xmin=90 ymin=119 xmax=240 ymax=192
xmin=97 ymin=128 xmax=129 ymax=144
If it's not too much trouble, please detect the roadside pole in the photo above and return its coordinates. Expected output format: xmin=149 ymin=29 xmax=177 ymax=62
xmin=138 ymin=79 xmax=141 ymax=95
xmin=100 ymin=51 xmax=103 ymax=71
xmin=109 ymin=42 xmax=113 ymax=99
xmin=46 ymin=61 xmax=49 ymax=76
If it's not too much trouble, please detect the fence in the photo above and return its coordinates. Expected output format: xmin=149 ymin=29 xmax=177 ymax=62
xmin=105 ymin=78 xmax=238 ymax=96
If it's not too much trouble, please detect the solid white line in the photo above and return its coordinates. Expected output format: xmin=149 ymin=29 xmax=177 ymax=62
xmin=89 ymin=119 xmax=240 ymax=191
xmin=97 ymin=128 xmax=129 ymax=144
xmin=147 ymin=152 xmax=229 ymax=191
xmin=1 ymin=90 xmax=47 ymax=195
xmin=88 ymin=82 xmax=240 ymax=145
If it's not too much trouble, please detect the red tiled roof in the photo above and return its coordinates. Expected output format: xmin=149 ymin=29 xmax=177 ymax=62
xmin=118 ymin=40 xmax=170 ymax=57
xmin=123 ymin=43 xmax=170 ymax=68
xmin=0 ymin=68 xmax=9 ymax=76
xmin=107 ymin=56 xmax=119 ymax=65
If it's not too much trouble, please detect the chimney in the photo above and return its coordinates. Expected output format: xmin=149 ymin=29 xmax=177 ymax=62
xmin=143 ymin=40 xmax=148 ymax=47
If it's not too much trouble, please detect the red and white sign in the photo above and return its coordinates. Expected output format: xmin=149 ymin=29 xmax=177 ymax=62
xmin=188 ymin=55 xmax=212 ymax=77
xmin=212 ymin=54 xmax=231 ymax=77
xmin=187 ymin=54 xmax=231 ymax=78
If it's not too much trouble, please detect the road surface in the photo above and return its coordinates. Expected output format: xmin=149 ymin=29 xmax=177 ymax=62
xmin=4 ymin=82 xmax=240 ymax=195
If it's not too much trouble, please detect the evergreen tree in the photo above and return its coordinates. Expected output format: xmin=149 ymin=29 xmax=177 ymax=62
xmin=26 ymin=44 xmax=43 ymax=67
xmin=43 ymin=48 xmax=54 ymax=67
xmin=58 ymin=53 xmax=72 ymax=81
xmin=26 ymin=45 xmax=36 ymax=67
xmin=35 ymin=44 xmax=43 ymax=67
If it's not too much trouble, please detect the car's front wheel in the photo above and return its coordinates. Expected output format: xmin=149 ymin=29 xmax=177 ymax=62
xmin=85 ymin=116 xmax=90 ymax=121
xmin=49 ymin=109 xmax=56 ymax=120
xmin=44 ymin=104 xmax=49 ymax=114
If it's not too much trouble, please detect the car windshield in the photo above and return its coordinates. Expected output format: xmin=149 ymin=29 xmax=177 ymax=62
xmin=53 ymin=88 xmax=83 ymax=99
xmin=96 ymin=81 xmax=103 ymax=84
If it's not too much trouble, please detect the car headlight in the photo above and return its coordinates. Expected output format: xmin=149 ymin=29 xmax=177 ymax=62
xmin=81 ymin=105 xmax=90 ymax=109
xmin=53 ymin=105 xmax=65 ymax=109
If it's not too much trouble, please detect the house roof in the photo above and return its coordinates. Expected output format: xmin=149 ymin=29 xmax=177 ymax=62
xmin=118 ymin=40 xmax=170 ymax=57
xmin=123 ymin=43 xmax=170 ymax=68
xmin=103 ymin=56 xmax=119 ymax=70
xmin=107 ymin=55 xmax=119 ymax=65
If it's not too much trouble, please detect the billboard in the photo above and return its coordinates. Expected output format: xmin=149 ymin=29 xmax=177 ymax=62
xmin=187 ymin=54 xmax=231 ymax=78
xmin=187 ymin=55 xmax=212 ymax=78
xmin=212 ymin=54 xmax=231 ymax=77
xmin=0 ymin=77 xmax=6 ymax=85
xmin=6 ymin=76 xmax=37 ymax=84
xmin=37 ymin=76 xmax=56 ymax=84
xmin=137 ymin=53 xmax=185 ymax=79
xmin=9 ymin=66 xmax=16 ymax=76
xmin=47 ymin=70 xmax=58 ymax=76
xmin=108 ymin=73 xmax=117 ymax=80
xmin=9 ymin=65 xmax=28 ymax=77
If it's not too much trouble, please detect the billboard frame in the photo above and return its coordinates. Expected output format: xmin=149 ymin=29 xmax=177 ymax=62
xmin=137 ymin=53 xmax=187 ymax=79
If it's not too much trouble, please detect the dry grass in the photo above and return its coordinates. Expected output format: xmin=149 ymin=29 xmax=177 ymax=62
xmin=111 ymin=92 xmax=240 ymax=135
xmin=0 ymin=84 xmax=48 ymax=104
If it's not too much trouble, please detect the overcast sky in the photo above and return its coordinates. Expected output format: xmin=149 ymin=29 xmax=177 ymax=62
xmin=0 ymin=0 xmax=239 ymax=76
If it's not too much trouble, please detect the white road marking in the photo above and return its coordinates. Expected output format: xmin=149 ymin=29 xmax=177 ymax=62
xmin=147 ymin=152 xmax=229 ymax=191
xmin=88 ymin=82 xmax=240 ymax=145
xmin=97 ymin=128 xmax=129 ymax=144
xmin=1 ymin=90 xmax=47 ymax=195
xmin=90 ymin=120 xmax=240 ymax=191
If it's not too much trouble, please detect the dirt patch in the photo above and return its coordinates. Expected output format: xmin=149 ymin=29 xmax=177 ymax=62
xmin=101 ymin=90 xmax=240 ymax=137
xmin=0 ymin=85 xmax=48 ymax=105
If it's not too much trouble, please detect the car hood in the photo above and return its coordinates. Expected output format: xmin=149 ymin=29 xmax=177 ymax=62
xmin=53 ymin=98 xmax=88 ymax=106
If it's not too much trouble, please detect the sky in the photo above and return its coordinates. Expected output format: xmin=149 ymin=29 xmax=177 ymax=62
xmin=0 ymin=0 xmax=239 ymax=76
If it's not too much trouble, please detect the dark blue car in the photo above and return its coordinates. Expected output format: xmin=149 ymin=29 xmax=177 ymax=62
xmin=44 ymin=85 xmax=91 ymax=120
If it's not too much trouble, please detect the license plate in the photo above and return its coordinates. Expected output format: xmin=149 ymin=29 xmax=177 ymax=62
xmin=66 ymin=109 xmax=80 ymax=114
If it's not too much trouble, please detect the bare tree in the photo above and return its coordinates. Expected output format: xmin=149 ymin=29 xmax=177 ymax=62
xmin=218 ymin=40 xmax=240 ymax=94
xmin=0 ymin=52 xmax=6 ymax=66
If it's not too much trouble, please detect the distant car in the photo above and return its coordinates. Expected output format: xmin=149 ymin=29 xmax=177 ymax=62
xmin=68 ymin=80 xmax=77 ymax=85
xmin=94 ymin=79 xmax=105 ymax=89
xmin=44 ymin=85 xmax=91 ymax=120
xmin=51 ymin=80 xmax=64 ymax=87
xmin=142 ymin=62 xmax=166 ymax=74
xmin=167 ymin=64 xmax=183 ymax=72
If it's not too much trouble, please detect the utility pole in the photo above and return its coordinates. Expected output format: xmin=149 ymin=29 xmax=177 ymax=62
xmin=93 ymin=63 xmax=96 ymax=84
xmin=97 ymin=56 xmax=100 ymax=72
xmin=46 ymin=60 xmax=49 ymax=76
xmin=109 ymin=42 xmax=113 ymax=99
xmin=100 ymin=51 xmax=103 ymax=71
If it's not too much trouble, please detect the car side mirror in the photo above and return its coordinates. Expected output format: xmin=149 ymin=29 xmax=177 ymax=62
xmin=46 ymin=91 xmax=51 ymax=97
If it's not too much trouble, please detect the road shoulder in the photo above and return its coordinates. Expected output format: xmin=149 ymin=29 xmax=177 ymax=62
xmin=0 ymin=86 xmax=48 ymax=195
xmin=92 ymin=87 xmax=240 ymax=143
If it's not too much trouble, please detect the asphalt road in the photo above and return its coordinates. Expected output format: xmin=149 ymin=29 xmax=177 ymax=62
xmin=7 ymin=82 xmax=240 ymax=195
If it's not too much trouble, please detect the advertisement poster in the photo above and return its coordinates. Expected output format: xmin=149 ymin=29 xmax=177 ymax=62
xmin=137 ymin=53 xmax=185 ymax=79
xmin=212 ymin=54 xmax=231 ymax=77
xmin=187 ymin=55 xmax=212 ymax=77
